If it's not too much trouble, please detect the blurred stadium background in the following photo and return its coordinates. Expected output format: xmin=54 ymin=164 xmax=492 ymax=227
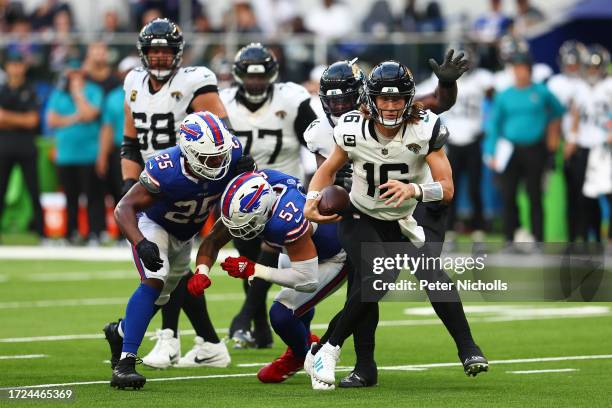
xmin=0 ymin=0 xmax=609 ymax=244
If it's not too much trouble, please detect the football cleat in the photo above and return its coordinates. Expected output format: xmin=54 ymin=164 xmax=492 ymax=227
xmin=175 ymin=337 xmax=231 ymax=368
xmin=312 ymin=342 xmax=340 ymax=385
xmin=303 ymin=340 xmax=320 ymax=376
xmin=462 ymin=352 xmax=489 ymax=377
xmin=110 ymin=355 xmax=146 ymax=390
xmin=257 ymin=347 xmax=304 ymax=383
xmin=142 ymin=329 xmax=180 ymax=369
xmin=103 ymin=319 xmax=123 ymax=370
xmin=231 ymin=329 xmax=257 ymax=349
xmin=253 ymin=319 xmax=274 ymax=349
xmin=339 ymin=371 xmax=377 ymax=388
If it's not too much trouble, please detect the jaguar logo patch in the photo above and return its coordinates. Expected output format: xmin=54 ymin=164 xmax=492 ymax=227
xmin=130 ymin=90 xmax=138 ymax=102
xmin=406 ymin=143 xmax=421 ymax=154
xmin=171 ymin=91 xmax=183 ymax=101
xmin=275 ymin=110 xmax=287 ymax=119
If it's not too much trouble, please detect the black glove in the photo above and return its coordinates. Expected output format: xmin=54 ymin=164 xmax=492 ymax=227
xmin=135 ymin=238 xmax=163 ymax=271
xmin=334 ymin=163 xmax=353 ymax=192
xmin=234 ymin=154 xmax=257 ymax=174
xmin=121 ymin=178 xmax=138 ymax=197
xmin=429 ymin=49 xmax=469 ymax=84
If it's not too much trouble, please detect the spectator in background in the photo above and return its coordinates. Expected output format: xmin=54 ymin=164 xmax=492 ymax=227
xmin=471 ymin=0 xmax=512 ymax=43
xmin=6 ymin=13 xmax=47 ymax=80
xmin=100 ymin=10 xmax=129 ymax=64
xmin=30 ymin=0 xmax=72 ymax=32
xmin=304 ymin=0 xmax=353 ymax=41
xmin=484 ymin=52 xmax=564 ymax=248
xmin=96 ymin=56 xmax=140 ymax=209
xmin=229 ymin=0 xmax=262 ymax=33
xmin=0 ymin=51 xmax=45 ymax=243
xmin=82 ymin=41 xmax=120 ymax=95
xmin=46 ymin=69 xmax=105 ymax=245
xmin=47 ymin=7 xmax=79 ymax=78
xmin=513 ymin=0 xmax=544 ymax=36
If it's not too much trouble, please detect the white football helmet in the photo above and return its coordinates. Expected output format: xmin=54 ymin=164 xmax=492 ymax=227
xmin=220 ymin=172 xmax=277 ymax=240
xmin=178 ymin=112 xmax=234 ymax=180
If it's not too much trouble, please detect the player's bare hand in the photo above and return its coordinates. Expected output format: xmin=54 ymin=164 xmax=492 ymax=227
xmin=379 ymin=180 xmax=415 ymax=208
xmin=304 ymin=196 xmax=342 ymax=224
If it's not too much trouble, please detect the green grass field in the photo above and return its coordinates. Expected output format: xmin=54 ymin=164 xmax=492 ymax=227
xmin=1 ymin=257 xmax=611 ymax=407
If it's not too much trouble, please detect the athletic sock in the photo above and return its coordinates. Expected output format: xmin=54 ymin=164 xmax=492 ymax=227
xmin=269 ymin=302 xmax=309 ymax=359
xmin=161 ymin=273 xmax=188 ymax=338
xmin=122 ymin=283 xmax=161 ymax=355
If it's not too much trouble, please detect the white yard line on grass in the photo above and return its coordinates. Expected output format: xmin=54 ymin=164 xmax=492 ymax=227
xmin=0 ymin=354 xmax=47 ymax=360
xmin=2 ymin=311 xmax=612 ymax=343
xmin=0 ymin=355 xmax=608 ymax=390
xmin=0 ymin=246 xmax=238 ymax=261
xmin=507 ymin=368 xmax=579 ymax=374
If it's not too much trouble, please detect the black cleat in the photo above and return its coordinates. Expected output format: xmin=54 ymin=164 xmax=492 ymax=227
xmin=110 ymin=356 xmax=146 ymax=390
xmin=339 ymin=371 xmax=377 ymax=388
xmin=103 ymin=320 xmax=123 ymax=369
xmin=254 ymin=319 xmax=274 ymax=349
xmin=462 ymin=355 xmax=489 ymax=377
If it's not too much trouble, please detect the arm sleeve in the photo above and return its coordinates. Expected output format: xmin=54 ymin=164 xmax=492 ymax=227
xmin=294 ymin=98 xmax=318 ymax=147
xmin=427 ymin=117 xmax=448 ymax=153
xmin=138 ymin=168 xmax=161 ymax=194
xmin=254 ymin=257 xmax=319 ymax=293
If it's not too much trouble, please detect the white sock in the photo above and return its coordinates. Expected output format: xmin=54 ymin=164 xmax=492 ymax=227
xmin=117 ymin=321 xmax=124 ymax=338
xmin=120 ymin=352 xmax=136 ymax=360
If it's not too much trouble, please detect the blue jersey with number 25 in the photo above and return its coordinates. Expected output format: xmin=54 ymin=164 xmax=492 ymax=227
xmin=141 ymin=139 xmax=242 ymax=241
xmin=260 ymin=169 xmax=342 ymax=261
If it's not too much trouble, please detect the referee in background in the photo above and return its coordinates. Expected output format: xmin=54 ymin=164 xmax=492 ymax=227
xmin=484 ymin=51 xmax=564 ymax=247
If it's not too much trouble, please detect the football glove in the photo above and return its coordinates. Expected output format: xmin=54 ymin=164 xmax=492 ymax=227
xmin=187 ymin=271 xmax=211 ymax=296
xmin=234 ymin=154 xmax=257 ymax=174
xmin=429 ymin=49 xmax=469 ymax=84
xmin=334 ymin=163 xmax=353 ymax=192
xmin=135 ymin=238 xmax=163 ymax=271
xmin=221 ymin=256 xmax=255 ymax=279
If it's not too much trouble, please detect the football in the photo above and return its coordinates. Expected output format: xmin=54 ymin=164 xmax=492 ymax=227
xmin=318 ymin=185 xmax=350 ymax=216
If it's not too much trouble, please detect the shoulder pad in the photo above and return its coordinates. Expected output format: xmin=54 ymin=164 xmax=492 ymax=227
xmin=181 ymin=66 xmax=218 ymax=89
xmin=428 ymin=118 xmax=449 ymax=153
xmin=139 ymin=169 xmax=161 ymax=194
xmin=277 ymin=82 xmax=311 ymax=103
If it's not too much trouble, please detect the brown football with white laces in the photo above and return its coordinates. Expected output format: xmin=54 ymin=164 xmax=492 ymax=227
xmin=317 ymin=185 xmax=350 ymax=216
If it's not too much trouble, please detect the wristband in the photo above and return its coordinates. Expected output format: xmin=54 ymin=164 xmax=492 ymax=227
xmin=419 ymin=182 xmax=444 ymax=202
xmin=195 ymin=264 xmax=210 ymax=277
xmin=306 ymin=191 xmax=320 ymax=200
xmin=409 ymin=183 xmax=422 ymax=200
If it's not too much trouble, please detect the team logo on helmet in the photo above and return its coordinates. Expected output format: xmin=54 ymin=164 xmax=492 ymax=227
xmin=179 ymin=123 xmax=203 ymax=142
xmin=239 ymin=183 xmax=270 ymax=213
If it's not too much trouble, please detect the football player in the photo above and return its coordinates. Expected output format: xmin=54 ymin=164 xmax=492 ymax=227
xmin=304 ymin=51 xmax=472 ymax=388
xmin=304 ymin=61 xmax=487 ymax=390
xmin=416 ymin=44 xmax=494 ymax=244
xmin=187 ymin=169 xmax=348 ymax=384
xmin=570 ymin=44 xmax=611 ymax=242
xmin=219 ymin=43 xmax=319 ymax=348
xmin=493 ymin=35 xmax=552 ymax=92
xmin=103 ymin=112 xmax=250 ymax=389
xmin=548 ymin=41 xmax=589 ymax=243
xmin=119 ymin=18 xmax=236 ymax=368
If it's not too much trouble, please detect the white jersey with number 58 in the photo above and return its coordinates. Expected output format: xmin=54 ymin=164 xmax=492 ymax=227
xmin=124 ymin=66 xmax=218 ymax=161
xmin=220 ymin=82 xmax=311 ymax=180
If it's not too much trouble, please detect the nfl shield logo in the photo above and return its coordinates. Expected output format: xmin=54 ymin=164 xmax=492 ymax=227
xmin=381 ymin=148 xmax=388 ymax=156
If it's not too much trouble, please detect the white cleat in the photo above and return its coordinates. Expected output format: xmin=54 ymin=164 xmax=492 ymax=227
xmin=175 ymin=337 xmax=231 ymax=368
xmin=304 ymin=343 xmax=317 ymax=376
xmin=311 ymin=375 xmax=335 ymax=391
xmin=142 ymin=329 xmax=180 ymax=369
xmin=312 ymin=342 xmax=340 ymax=386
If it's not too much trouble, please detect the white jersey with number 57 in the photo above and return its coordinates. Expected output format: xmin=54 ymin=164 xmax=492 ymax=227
xmin=124 ymin=66 xmax=218 ymax=161
xmin=220 ymin=82 xmax=311 ymax=180
xmin=333 ymin=110 xmax=446 ymax=222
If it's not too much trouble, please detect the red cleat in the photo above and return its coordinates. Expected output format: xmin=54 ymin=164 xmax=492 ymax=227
xmin=257 ymin=334 xmax=320 ymax=383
